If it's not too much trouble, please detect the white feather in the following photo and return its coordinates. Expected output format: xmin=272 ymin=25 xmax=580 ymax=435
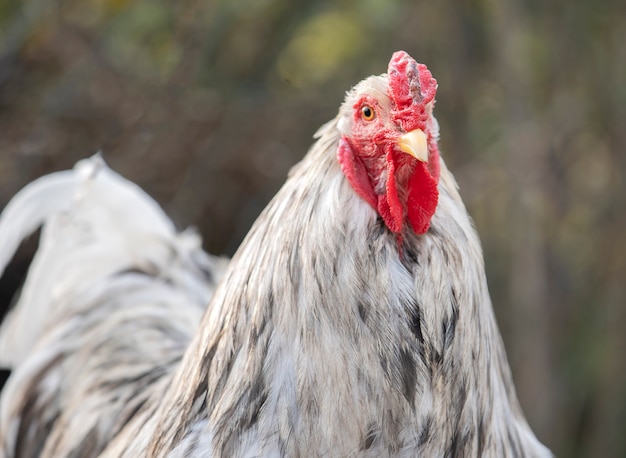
xmin=0 ymin=155 xmax=228 ymax=457
xmin=0 ymin=155 xmax=184 ymax=366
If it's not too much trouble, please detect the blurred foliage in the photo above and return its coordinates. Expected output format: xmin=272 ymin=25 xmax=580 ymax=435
xmin=0 ymin=0 xmax=625 ymax=456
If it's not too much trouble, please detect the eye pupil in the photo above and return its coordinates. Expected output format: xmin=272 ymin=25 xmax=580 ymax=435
xmin=361 ymin=105 xmax=375 ymax=121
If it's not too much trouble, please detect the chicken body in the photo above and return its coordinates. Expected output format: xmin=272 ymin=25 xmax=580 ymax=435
xmin=0 ymin=52 xmax=551 ymax=457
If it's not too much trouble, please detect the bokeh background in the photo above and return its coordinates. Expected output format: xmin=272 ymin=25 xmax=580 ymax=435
xmin=0 ymin=0 xmax=624 ymax=456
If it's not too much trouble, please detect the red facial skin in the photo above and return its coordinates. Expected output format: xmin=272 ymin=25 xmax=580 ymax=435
xmin=338 ymin=51 xmax=440 ymax=241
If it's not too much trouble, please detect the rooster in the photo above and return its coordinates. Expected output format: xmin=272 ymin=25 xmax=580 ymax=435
xmin=0 ymin=51 xmax=551 ymax=457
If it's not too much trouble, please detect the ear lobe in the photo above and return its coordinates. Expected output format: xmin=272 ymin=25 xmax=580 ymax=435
xmin=337 ymin=137 xmax=377 ymax=209
xmin=336 ymin=116 xmax=350 ymax=135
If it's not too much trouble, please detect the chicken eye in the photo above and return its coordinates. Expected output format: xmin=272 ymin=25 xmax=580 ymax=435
xmin=361 ymin=105 xmax=375 ymax=121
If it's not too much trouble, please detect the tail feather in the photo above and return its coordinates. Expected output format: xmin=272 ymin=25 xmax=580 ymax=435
xmin=0 ymin=156 xmax=227 ymax=456
xmin=0 ymin=155 xmax=192 ymax=367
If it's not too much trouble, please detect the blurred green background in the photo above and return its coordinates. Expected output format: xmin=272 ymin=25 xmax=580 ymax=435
xmin=0 ymin=0 xmax=624 ymax=456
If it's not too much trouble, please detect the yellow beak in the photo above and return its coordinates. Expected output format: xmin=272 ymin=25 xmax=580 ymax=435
xmin=397 ymin=129 xmax=428 ymax=162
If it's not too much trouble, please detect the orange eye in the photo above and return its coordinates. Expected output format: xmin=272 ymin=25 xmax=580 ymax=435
xmin=361 ymin=105 xmax=375 ymax=121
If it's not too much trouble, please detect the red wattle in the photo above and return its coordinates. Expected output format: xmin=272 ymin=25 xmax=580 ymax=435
xmin=406 ymin=161 xmax=439 ymax=234
xmin=377 ymin=150 xmax=403 ymax=233
xmin=339 ymin=136 xmax=439 ymax=237
xmin=337 ymin=138 xmax=377 ymax=209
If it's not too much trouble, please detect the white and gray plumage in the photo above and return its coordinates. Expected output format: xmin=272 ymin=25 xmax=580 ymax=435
xmin=0 ymin=51 xmax=551 ymax=457
xmin=0 ymin=156 xmax=228 ymax=456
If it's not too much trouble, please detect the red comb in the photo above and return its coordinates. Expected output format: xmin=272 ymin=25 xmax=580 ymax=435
xmin=387 ymin=51 xmax=437 ymax=132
